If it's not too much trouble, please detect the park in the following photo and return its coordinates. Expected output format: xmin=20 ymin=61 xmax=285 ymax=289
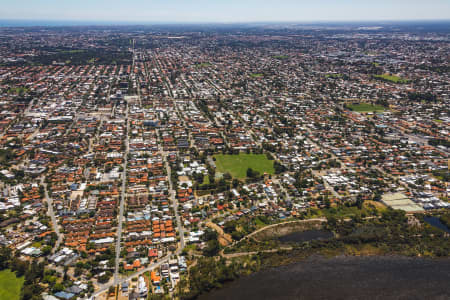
xmin=213 ymin=153 xmax=275 ymax=179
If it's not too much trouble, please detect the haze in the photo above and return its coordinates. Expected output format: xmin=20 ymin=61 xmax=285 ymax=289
xmin=1 ymin=0 xmax=450 ymax=23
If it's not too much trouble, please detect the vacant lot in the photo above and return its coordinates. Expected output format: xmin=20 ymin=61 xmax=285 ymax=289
xmin=347 ymin=103 xmax=386 ymax=112
xmin=213 ymin=154 xmax=274 ymax=179
xmin=0 ymin=269 xmax=24 ymax=300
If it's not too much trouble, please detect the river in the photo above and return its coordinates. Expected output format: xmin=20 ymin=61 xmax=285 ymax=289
xmin=424 ymin=216 xmax=450 ymax=233
xmin=277 ymin=229 xmax=334 ymax=244
xmin=200 ymin=256 xmax=450 ymax=300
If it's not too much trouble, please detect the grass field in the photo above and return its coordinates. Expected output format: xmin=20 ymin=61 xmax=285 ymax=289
xmin=250 ymin=73 xmax=263 ymax=78
xmin=373 ymin=74 xmax=409 ymax=83
xmin=59 ymin=49 xmax=85 ymax=54
xmin=7 ymin=87 xmax=29 ymax=95
xmin=0 ymin=269 xmax=24 ymax=300
xmin=201 ymin=175 xmax=210 ymax=185
xmin=273 ymin=55 xmax=289 ymax=60
xmin=325 ymin=73 xmax=343 ymax=78
xmin=195 ymin=62 xmax=212 ymax=68
xmin=213 ymin=154 xmax=274 ymax=179
xmin=346 ymin=103 xmax=386 ymax=113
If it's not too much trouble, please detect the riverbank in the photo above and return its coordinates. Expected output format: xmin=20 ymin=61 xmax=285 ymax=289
xmin=180 ymin=210 xmax=449 ymax=299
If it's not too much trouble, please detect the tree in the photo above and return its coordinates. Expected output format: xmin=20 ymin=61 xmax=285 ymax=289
xmin=203 ymin=239 xmax=220 ymax=257
xmin=203 ymin=228 xmax=218 ymax=242
xmin=42 ymin=245 xmax=52 ymax=256
xmin=324 ymin=197 xmax=331 ymax=209
xmin=356 ymin=195 xmax=364 ymax=210
xmin=21 ymin=283 xmax=43 ymax=300
xmin=52 ymin=283 xmax=65 ymax=293
xmin=74 ymin=267 xmax=83 ymax=277
xmin=232 ymin=179 xmax=240 ymax=188
xmin=98 ymin=272 xmax=112 ymax=283
xmin=0 ymin=247 xmax=11 ymax=270
xmin=10 ymin=257 xmax=28 ymax=277
xmin=274 ymin=161 xmax=287 ymax=174
xmin=246 ymin=168 xmax=260 ymax=179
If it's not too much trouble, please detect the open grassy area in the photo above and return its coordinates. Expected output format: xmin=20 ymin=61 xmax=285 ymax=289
xmin=0 ymin=269 xmax=24 ymax=300
xmin=59 ymin=49 xmax=86 ymax=54
xmin=213 ymin=154 xmax=274 ymax=179
xmin=195 ymin=62 xmax=212 ymax=68
xmin=373 ymin=74 xmax=409 ymax=83
xmin=32 ymin=241 xmax=42 ymax=248
xmin=364 ymin=200 xmax=387 ymax=211
xmin=250 ymin=73 xmax=263 ymax=78
xmin=273 ymin=55 xmax=289 ymax=60
xmin=7 ymin=87 xmax=29 ymax=95
xmin=199 ymin=175 xmax=210 ymax=187
xmin=325 ymin=73 xmax=343 ymax=78
xmin=346 ymin=103 xmax=386 ymax=113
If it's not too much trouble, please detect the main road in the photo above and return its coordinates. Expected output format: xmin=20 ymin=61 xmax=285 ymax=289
xmin=113 ymin=102 xmax=129 ymax=285
xmin=164 ymin=152 xmax=185 ymax=249
xmin=41 ymin=177 xmax=63 ymax=252
xmin=92 ymin=142 xmax=186 ymax=299
xmin=96 ymin=46 xmax=187 ymax=297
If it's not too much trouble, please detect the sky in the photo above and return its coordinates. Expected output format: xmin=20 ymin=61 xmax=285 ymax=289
xmin=1 ymin=0 xmax=449 ymax=23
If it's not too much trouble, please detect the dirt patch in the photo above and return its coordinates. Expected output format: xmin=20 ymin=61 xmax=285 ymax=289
xmin=178 ymin=176 xmax=190 ymax=182
xmin=207 ymin=222 xmax=233 ymax=246
xmin=218 ymin=236 xmax=231 ymax=247
xmin=364 ymin=200 xmax=387 ymax=210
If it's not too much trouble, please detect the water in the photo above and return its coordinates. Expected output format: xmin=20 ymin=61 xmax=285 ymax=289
xmin=200 ymin=256 xmax=450 ymax=300
xmin=424 ymin=216 xmax=450 ymax=233
xmin=277 ymin=230 xmax=334 ymax=244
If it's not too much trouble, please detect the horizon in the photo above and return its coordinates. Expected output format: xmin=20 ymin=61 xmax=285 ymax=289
xmin=0 ymin=19 xmax=450 ymax=28
xmin=1 ymin=0 xmax=449 ymax=25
